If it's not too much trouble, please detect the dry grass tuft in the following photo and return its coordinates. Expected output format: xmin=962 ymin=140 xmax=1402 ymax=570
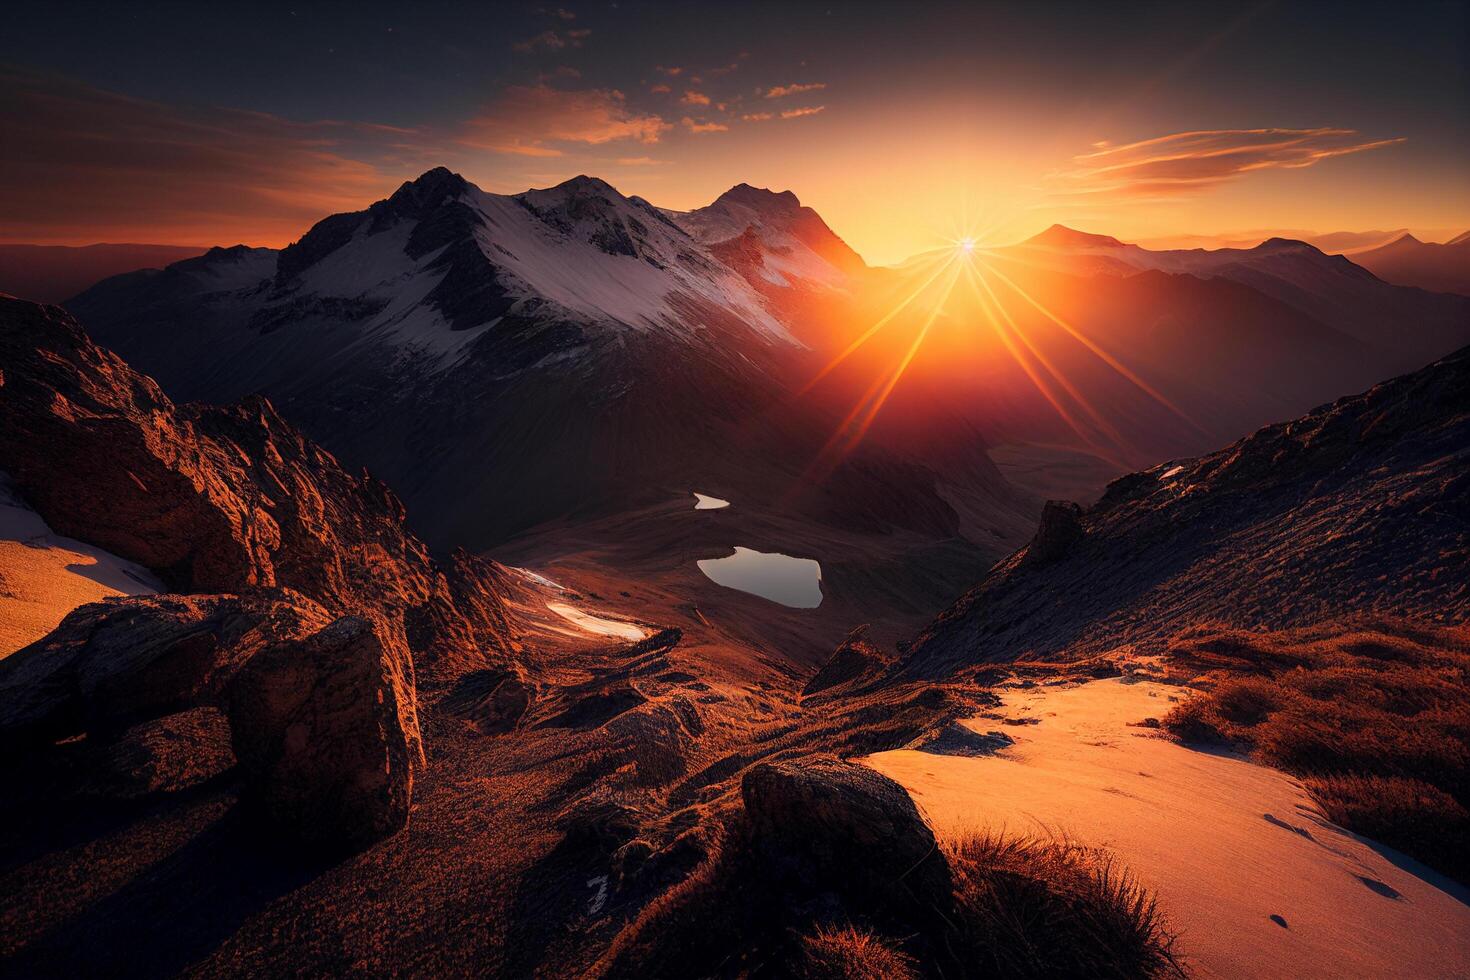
xmin=795 ymin=924 xmax=919 ymax=979
xmin=597 ymin=820 xmax=1182 ymax=978
xmin=945 ymin=832 xmax=1182 ymax=979
xmin=1164 ymin=620 xmax=1470 ymax=880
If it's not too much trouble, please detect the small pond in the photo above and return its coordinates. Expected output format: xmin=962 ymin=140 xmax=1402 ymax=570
xmin=696 ymin=546 xmax=823 ymax=608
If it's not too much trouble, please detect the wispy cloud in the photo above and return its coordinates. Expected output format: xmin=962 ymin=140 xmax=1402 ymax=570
xmin=0 ymin=67 xmax=399 ymax=244
xmin=462 ymin=85 xmax=667 ymax=156
xmin=1046 ymin=127 xmax=1405 ymax=202
xmin=681 ymin=90 xmax=711 ymax=106
xmin=682 ymin=117 xmax=728 ymax=134
xmin=780 ymin=105 xmax=825 ymax=119
xmin=742 ymin=111 xmax=774 ymax=122
xmin=766 ymin=82 xmax=826 ymax=99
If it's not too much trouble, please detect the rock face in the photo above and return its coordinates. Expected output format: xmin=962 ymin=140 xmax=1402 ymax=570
xmin=0 ymin=591 xmax=329 ymax=747
xmin=229 ymin=616 xmax=422 ymax=852
xmin=802 ymin=626 xmax=894 ymax=697
xmin=1021 ymin=499 xmax=1083 ymax=566
xmin=0 ymin=294 xmax=522 ymax=850
xmin=741 ymin=757 xmax=952 ymax=913
xmin=0 ymin=294 xmax=514 ymax=673
xmin=902 ymin=345 xmax=1470 ymax=678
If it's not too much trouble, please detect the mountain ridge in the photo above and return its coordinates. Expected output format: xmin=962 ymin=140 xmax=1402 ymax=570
xmin=898 ymin=343 xmax=1470 ymax=679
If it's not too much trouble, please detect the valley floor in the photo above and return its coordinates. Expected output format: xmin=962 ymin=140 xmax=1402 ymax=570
xmin=865 ymin=675 xmax=1470 ymax=980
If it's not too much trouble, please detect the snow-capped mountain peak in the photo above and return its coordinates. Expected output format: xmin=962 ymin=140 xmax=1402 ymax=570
xmin=668 ymin=182 xmax=865 ymax=290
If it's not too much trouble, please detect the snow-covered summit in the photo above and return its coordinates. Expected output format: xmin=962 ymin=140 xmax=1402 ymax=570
xmin=668 ymin=183 xmax=866 ymax=289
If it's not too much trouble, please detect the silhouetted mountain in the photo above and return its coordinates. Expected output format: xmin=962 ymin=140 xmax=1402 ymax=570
xmin=1003 ymin=225 xmax=1470 ymax=362
xmin=0 ymin=242 xmax=205 ymax=304
xmin=1351 ymin=232 xmax=1470 ymax=296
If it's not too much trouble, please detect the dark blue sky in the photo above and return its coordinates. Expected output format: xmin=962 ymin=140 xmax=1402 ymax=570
xmin=3 ymin=1 xmax=1466 ymax=257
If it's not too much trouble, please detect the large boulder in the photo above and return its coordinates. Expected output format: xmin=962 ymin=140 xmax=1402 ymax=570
xmin=0 ymin=591 xmax=329 ymax=748
xmin=740 ymin=757 xmax=952 ymax=914
xmin=228 ymin=615 xmax=424 ymax=853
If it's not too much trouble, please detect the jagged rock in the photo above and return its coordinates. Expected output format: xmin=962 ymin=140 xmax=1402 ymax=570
xmin=1023 ymin=499 xmax=1084 ymax=565
xmin=907 ymin=721 xmax=1014 ymax=757
xmin=228 ymin=616 xmax=423 ymax=852
xmin=80 ymin=707 xmax=236 ymax=799
xmin=440 ymin=666 xmax=535 ymax=734
xmin=803 ymin=625 xmax=894 ymax=697
xmin=0 ymin=297 xmax=274 ymax=591
xmin=406 ymin=549 xmax=517 ymax=681
xmin=740 ymin=757 xmax=952 ymax=912
xmin=0 ymin=295 xmax=517 ymax=675
xmin=0 ymin=591 xmax=330 ymax=748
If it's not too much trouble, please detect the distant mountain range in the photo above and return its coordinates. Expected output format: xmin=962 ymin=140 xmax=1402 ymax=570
xmin=0 ymin=243 xmax=205 ymax=304
xmin=1349 ymin=232 xmax=1470 ymax=296
xmin=54 ymin=170 xmax=1470 ymax=551
xmin=65 ymin=168 xmax=1025 ymax=557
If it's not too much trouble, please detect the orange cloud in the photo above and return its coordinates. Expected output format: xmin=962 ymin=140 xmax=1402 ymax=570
xmin=656 ymin=65 xmax=684 ymax=76
xmin=766 ymin=82 xmax=826 ymax=99
xmin=462 ymin=85 xmax=668 ymax=155
xmin=780 ymin=106 xmax=825 ymax=119
xmin=682 ymin=117 xmax=728 ymax=134
xmin=682 ymin=90 xmax=711 ymax=106
xmin=1047 ymin=127 xmax=1406 ymax=201
xmin=0 ymin=67 xmax=400 ymax=245
xmin=742 ymin=111 xmax=774 ymax=122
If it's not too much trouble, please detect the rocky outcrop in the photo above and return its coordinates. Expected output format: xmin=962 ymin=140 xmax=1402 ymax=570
xmin=802 ymin=626 xmax=894 ymax=698
xmin=741 ymin=757 xmax=952 ymax=913
xmin=0 ymin=294 xmax=516 ymax=676
xmin=80 ymin=706 xmax=236 ymax=799
xmin=0 ymin=591 xmax=329 ymax=748
xmin=229 ymin=616 xmax=423 ymax=852
xmin=0 ymin=295 xmax=521 ymax=851
xmin=440 ymin=666 xmax=535 ymax=735
xmin=1021 ymin=499 xmax=1083 ymax=566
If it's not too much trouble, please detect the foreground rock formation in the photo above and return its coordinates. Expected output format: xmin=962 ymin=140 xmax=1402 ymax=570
xmin=0 ymin=294 xmax=519 ymax=849
xmin=230 ymin=615 xmax=423 ymax=851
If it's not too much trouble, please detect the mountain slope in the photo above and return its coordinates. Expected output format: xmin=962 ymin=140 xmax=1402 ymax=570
xmin=899 ymin=345 xmax=1470 ymax=678
xmin=1001 ymin=226 xmax=1470 ymax=366
xmin=1350 ymin=232 xmax=1470 ymax=296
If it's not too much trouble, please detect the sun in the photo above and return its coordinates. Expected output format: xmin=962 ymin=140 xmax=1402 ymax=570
xmin=959 ymin=237 xmax=976 ymax=253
